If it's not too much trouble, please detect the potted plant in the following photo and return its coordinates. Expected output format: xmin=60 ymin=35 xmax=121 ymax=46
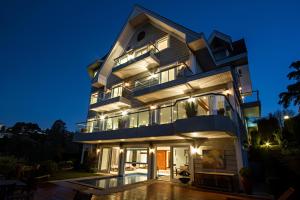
xmin=217 ymin=108 xmax=225 ymax=116
xmin=239 ymin=167 xmax=253 ymax=194
xmin=184 ymin=101 xmax=198 ymax=118
xmin=178 ymin=170 xmax=191 ymax=184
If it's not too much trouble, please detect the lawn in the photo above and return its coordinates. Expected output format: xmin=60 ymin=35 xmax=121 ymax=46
xmin=49 ymin=170 xmax=99 ymax=181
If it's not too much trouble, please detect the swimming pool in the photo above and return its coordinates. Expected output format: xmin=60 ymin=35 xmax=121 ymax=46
xmin=77 ymin=173 xmax=148 ymax=189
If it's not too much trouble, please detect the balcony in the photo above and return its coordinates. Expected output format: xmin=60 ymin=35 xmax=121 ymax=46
xmin=74 ymin=94 xmax=238 ymax=142
xmin=90 ymin=87 xmax=131 ymax=112
xmin=112 ymin=50 xmax=159 ymax=79
xmin=241 ymin=90 xmax=261 ymax=118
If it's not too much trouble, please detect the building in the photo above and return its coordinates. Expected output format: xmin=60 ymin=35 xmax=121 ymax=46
xmin=73 ymin=5 xmax=260 ymax=188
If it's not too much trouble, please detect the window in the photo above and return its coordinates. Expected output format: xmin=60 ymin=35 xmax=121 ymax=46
xmin=138 ymin=111 xmax=149 ymax=127
xmin=160 ymin=68 xmax=175 ymax=84
xmin=156 ymin=36 xmax=169 ymax=51
xmin=90 ymin=93 xmax=98 ymax=104
xmin=137 ymin=31 xmax=146 ymax=42
xmin=111 ymin=85 xmax=122 ymax=98
xmin=160 ymin=106 xmax=172 ymax=124
xmin=129 ymin=113 xmax=138 ymax=128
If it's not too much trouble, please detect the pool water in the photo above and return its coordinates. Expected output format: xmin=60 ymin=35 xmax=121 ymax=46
xmin=77 ymin=173 xmax=148 ymax=189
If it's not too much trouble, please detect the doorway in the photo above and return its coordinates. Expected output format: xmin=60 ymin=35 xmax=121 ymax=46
xmin=156 ymin=146 xmax=171 ymax=180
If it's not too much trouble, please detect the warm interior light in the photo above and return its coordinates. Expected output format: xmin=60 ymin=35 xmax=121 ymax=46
xmin=188 ymin=97 xmax=195 ymax=103
xmin=150 ymin=105 xmax=157 ymax=110
xmin=149 ymin=148 xmax=155 ymax=154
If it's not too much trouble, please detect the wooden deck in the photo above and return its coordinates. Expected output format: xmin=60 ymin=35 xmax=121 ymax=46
xmin=34 ymin=180 xmax=272 ymax=200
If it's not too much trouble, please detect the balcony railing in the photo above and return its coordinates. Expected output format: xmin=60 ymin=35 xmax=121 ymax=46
xmin=114 ymin=36 xmax=168 ymax=67
xmin=77 ymin=93 xmax=236 ymax=133
xmin=90 ymin=86 xmax=131 ymax=105
xmin=126 ymin=63 xmax=192 ymax=92
xmin=241 ymin=90 xmax=260 ymax=103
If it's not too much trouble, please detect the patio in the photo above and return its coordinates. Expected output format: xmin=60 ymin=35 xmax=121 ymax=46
xmin=33 ymin=180 xmax=272 ymax=200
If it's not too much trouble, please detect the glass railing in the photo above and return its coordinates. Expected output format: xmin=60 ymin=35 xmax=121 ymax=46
xmin=114 ymin=36 xmax=169 ymax=67
xmin=127 ymin=62 xmax=192 ymax=92
xmin=77 ymin=93 xmax=235 ymax=133
xmin=90 ymin=86 xmax=131 ymax=105
xmin=241 ymin=90 xmax=260 ymax=103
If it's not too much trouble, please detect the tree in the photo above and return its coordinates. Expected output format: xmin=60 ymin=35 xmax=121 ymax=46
xmin=273 ymin=109 xmax=295 ymax=127
xmin=49 ymin=120 xmax=67 ymax=135
xmin=279 ymin=60 xmax=300 ymax=109
xmin=9 ymin=122 xmax=41 ymax=134
xmin=257 ymin=113 xmax=280 ymax=143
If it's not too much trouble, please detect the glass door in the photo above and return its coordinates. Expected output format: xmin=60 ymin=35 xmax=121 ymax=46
xmin=172 ymin=146 xmax=190 ymax=179
xmin=100 ymin=147 xmax=112 ymax=173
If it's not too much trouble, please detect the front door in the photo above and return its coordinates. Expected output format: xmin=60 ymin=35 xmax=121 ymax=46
xmin=157 ymin=150 xmax=167 ymax=170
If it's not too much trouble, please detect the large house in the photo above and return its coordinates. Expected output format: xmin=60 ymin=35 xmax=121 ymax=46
xmin=74 ymin=5 xmax=260 ymax=189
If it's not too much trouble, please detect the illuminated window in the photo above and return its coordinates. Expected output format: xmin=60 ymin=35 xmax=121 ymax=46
xmin=160 ymin=68 xmax=175 ymax=84
xmin=160 ymin=106 xmax=172 ymax=124
xmin=90 ymin=93 xmax=98 ymax=104
xmin=156 ymin=36 xmax=169 ymax=51
xmin=111 ymin=85 xmax=122 ymax=98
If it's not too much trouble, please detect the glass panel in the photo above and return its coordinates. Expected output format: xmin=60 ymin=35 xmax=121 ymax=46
xmin=112 ymin=117 xmax=119 ymax=130
xmin=160 ymin=70 xmax=168 ymax=84
xmin=126 ymin=148 xmax=148 ymax=163
xmin=160 ymin=107 xmax=172 ymax=124
xmin=177 ymin=101 xmax=187 ymax=120
xmin=173 ymin=147 xmax=189 ymax=179
xmin=101 ymin=148 xmax=111 ymax=171
xmin=138 ymin=111 xmax=149 ymax=127
xmin=168 ymin=68 xmax=175 ymax=81
xmin=118 ymin=55 xmax=128 ymax=65
xmin=106 ymin=118 xmax=113 ymax=130
xmin=157 ymin=37 xmax=168 ymax=51
xmin=129 ymin=113 xmax=138 ymax=128
xmin=110 ymin=148 xmax=120 ymax=174
xmin=90 ymin=93 xmax=98 ymax=104
xmin=111 ymin=86 xmax=122 ymax=98
xmin=135 ymin=47 xmax=148 ymax=57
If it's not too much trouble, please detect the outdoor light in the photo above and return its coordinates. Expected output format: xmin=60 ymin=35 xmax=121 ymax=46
xmin=150 ymin=105 xmax=157 ymax=110
xmin=265 ymin=141 xmax=271 ymax=147
xmin=149 ymin=73 xmax=157 ymax=79
xmin=124 ymin=82 xmax=130 ymax=87
xmin=100 ymin=115 xmax=105 ymax=120
xmin=96 ymin=148 xmax=100 ymax=154
xmin=283 ymin=115 xmax=290 ymax=120
xmin=149 ymin=148 xmax=155 ymax=154
xmin=224 ymin=90 xmax=230 ymax=95
xmin=239 ymin=87 xmax=242 ymax=91
xmin=191 ymin=146 xmax=198 ymax=155
xmin=121 ymin=111 xmax=128 ymax=116
xmin=188 ymin=97 xmax=195 ymax=103
xmin=120 ymin=149 xmax=124 ymax=153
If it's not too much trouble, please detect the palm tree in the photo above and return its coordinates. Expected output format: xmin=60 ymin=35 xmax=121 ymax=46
xmin=279 ymin=61 xmax=300 ymax=109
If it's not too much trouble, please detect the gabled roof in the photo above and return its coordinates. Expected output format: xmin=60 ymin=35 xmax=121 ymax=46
xmin=97 ymin=5 xmax=216 ymax=86
xmin=208 ymin=30 xmax=233 ymax=50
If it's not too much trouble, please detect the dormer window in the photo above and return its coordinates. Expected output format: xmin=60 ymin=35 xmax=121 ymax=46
xmin=213 ymin=48 xmax=229 ymax=61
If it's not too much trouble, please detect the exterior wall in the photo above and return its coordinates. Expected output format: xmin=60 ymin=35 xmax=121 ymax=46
xmin=194 ymin=138 xmax=238 ymax=173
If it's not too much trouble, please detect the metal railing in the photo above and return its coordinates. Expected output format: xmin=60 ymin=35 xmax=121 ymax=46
xmin=241 ymin=90 xmax=260 ymax=103
xmin=77 ymin=93 xmax=236 ymax=133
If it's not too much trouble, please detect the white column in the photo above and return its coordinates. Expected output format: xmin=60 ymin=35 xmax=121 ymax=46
xmin=80 ymin=144 xmax=86 ymax=164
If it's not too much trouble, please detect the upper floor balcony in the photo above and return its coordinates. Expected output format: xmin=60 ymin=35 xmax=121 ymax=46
xmin=75 ymin=93 xmax=238 ymax=142
xmin=241 ymin=90 xmax=261 ymax=118
xmin=111 ymin=36 xmax=169 ymax=79
xmin=89 ymin=85 xmax=131 ymax=112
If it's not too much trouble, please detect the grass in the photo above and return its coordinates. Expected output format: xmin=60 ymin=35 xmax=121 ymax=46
xmin=49 ymin=170 xmax=99 ymax=181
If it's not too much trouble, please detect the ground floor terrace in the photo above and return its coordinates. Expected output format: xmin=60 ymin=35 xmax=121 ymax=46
xmin=34 ymin=180 xmax=272 ymax=200
xmin=80 ymin=137 xmax=246 ymax=192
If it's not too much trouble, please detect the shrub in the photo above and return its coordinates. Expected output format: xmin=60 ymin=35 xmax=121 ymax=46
xmin=0 ymin=156 xmax=18 ymax=178
xmin=239 ymin=167 xmax=252 ymax=179
xmin=39 ymin=160 xmax=58 ymax=175
xmin=58 ymin=160 xmax=74 ymax=170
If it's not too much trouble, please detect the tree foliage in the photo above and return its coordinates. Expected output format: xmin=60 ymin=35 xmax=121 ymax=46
xmin=279 ymin=61 xmax=300 ymax=108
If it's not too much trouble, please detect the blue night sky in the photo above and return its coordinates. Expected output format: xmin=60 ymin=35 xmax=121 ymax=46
xmin=0 ymin=0 xmax=299 ymax=130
